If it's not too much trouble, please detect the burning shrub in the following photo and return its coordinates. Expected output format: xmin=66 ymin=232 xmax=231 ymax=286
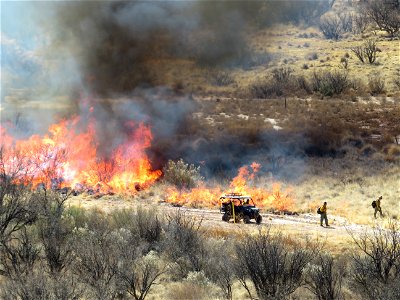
xmin=163 ymin=159 xmax=204 ymax=190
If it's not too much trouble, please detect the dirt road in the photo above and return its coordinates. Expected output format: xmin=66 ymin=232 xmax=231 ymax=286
xmin=67 ymin=195 xmax=375 ymax=253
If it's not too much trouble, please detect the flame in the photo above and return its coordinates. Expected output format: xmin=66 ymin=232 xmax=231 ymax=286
xmin=0 ymin=116 xmax=161 ymax=193
xmin=164 ymin=162 xmax=294 ymax=212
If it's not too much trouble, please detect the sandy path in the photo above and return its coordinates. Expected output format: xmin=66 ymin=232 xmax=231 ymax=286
xmin=66 ymin=195 xmax=374 ymax=253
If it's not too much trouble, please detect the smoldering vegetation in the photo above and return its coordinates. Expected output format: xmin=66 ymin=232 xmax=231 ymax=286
xmin=1 ymin=177 xmax=400 ymax=299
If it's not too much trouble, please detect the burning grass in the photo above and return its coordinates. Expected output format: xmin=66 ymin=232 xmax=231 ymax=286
xmin=163 ymin=162 xmax=295 ymax=212
xmin=0 ymin=113 xmax=162 ymax=194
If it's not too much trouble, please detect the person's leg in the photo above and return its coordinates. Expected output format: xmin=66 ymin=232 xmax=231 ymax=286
xmin=320 ymin=214 xmax=323 ymax=226
xmin=324 ymin=214 xmax=329 ymax=226
xmin=374 ymin=208 xmax=377 ymax=219
xmin=379 ymin=207 xmax=383 ymax=217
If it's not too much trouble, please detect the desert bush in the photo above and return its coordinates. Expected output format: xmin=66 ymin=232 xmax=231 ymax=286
xmin=272 ymin=66 xmax=293 ymax=83
xmin=351 ymin=45 xmax=365 ymax=63
xmin=351 ymin=39 xmax=379 ymax=64
xmin=110 ymin=207 xmax=162 ymax=247
xmin=338 ymin=12 xmax=354 ymax=33
xmin=348 ymin=220 xmax=400 ymax=299
xmin=393 ymin=68 xmax=400 ymax=90
xmin=0 ymin=227 xmax=39 ymax=279
xmin=1 ymin=271 xmax=85 ymax=300
xmin=166 ymin=281 xmax=211 ymax=300
xmin=353 ymin=12 xmax=370 ymax=34
xmin=72 ymin=228 xmax=121 ymax=299
xmin=309 ymin=52 xmax=319 ymax=60
xmin=250 ymin=67 xmax=296 ymax=98
xmin=204 ymin=239 xmax=236 ymax=300
xmin=37 ymin=192 xmax=74 ymax=273
xmin=365 ymin=0 xmax=400 ymax=37
xmin=296 ymin=75 xmax=312 ymax=94
xmin=163 ymin=210 xmax=208 ymax=279
xmin=236 ymin=229 xmax=315 ymax=300
xmin=305 ymin=253 xmax=346 ymax=300
xmin=340 ymin=57 xmax=349 ymax=69
xmin=312 ymin=70 xmax=350 ymax=96
xmin=116 ymin=250 xmax=167 ymax=300
xmin=368 ymin=74 xmax=386 ymax=95
xmin=242 ymin=51 xmax=273 ymax=69
xmin=319 ymin=15 xmax=344 ymax=40
xmin=363 ymin=39 xmax=379 ymax=64
xmin=207 ymin=70 xmax=235 ymax=86
xmin=250 ymin=80 xmax=284 ymax=98
xmin=163 ymin=159 xmax=203 ymax=190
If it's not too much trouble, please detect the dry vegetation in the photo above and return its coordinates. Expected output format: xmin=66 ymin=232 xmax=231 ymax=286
xmin=1 ymin=0 xmax=400 ymax=298
xmin=1 ymin=177 xmax=400 ymax=299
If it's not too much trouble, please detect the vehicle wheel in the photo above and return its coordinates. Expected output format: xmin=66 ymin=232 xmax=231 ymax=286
xmin=222 ymin=213 xmax=230 ymax=222
xmin=243 ymin=215 xmax=251 ymax=224
xmin=256 ymin=215 xmax=262 ymax=224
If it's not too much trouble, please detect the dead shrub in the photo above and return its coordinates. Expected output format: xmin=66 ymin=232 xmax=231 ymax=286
xmin=236 ymin=229 xmax=315 ymax=300
xmin=305 ymin=253 xmax=346 ymax=300
xmin=365 ymin=1 xmax=400 ymax=37
xmin=353 ymin=12 xmax=370 ymax=34
xmin=37 ymin=192 xmax=74 ymax=274
xmin=348 ymin=221 xmax=400 ymax=299
xmin=319 ymin=15 xmax=343 ymax=40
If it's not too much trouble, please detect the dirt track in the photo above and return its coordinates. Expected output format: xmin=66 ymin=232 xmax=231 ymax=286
xmin=67 ymin=195 xmax=377 ymax=253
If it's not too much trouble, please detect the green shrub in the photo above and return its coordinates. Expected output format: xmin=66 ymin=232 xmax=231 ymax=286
xmin=312 ymin=70 xmax=350 ymax=96
xmin=163 ymin=159 xmax=204 ymax=189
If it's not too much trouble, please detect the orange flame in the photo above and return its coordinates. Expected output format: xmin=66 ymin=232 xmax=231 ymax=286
xmin=0 ymin=117 xmax=161 ymax=193
xmin=164 ymin=162 xmax=294 ymax=212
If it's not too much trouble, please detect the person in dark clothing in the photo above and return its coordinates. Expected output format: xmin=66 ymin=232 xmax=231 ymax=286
xmin=374 ymin=196 xmax=383 ymax=218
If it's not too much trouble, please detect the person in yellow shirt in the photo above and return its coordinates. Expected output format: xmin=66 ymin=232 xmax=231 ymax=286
xmin=319 ymin=202 xmax=329 ymax=227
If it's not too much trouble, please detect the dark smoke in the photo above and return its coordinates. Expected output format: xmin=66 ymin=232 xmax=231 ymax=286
xmin=52 ymin=1 xmax=262 ymax=95
xmin=39 ymin=1 xmax=330 ymax=176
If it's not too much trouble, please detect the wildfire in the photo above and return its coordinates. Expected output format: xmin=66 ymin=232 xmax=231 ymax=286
xmin=0 ymin=116 xmax=162 ymax=193
xmin=165 ymin=162 xmax=294 ymax=212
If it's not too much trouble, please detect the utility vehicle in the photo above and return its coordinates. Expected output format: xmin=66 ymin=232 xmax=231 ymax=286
xmin=220 ymin=193 xmax=262 ymax=224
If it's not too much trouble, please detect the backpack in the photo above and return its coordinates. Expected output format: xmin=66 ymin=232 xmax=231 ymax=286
xmin=371 ymin=200 xmax=377 ymax=208
xmin=317 ymin=207 xmax=322 ymax=214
